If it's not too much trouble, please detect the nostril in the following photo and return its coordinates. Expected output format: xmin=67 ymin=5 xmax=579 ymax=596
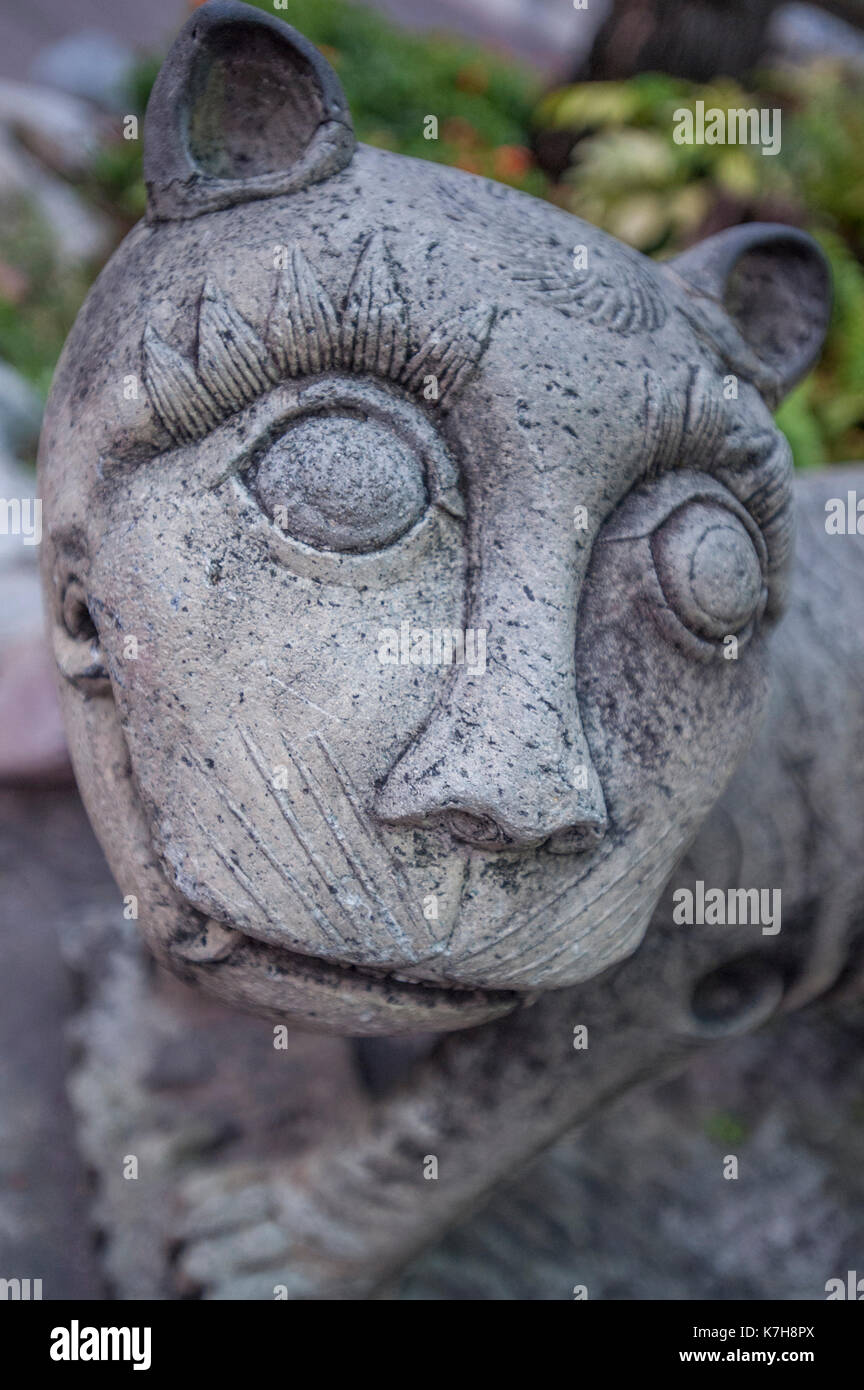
xmin=61 ymin=579 xmax=98 ymax=641
xmin=547 ymin=820 xmax=607 ymax=855
xmin=438 ymin=810 xmax=517 ymax=849
xmin=428 ymin=810 xmax=607 ymax=853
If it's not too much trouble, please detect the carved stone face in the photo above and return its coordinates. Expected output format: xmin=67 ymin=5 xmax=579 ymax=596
xmin=38 ymin=3 xmax=831 ymax=1033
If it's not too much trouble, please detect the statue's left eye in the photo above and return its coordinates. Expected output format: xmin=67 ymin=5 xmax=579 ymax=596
xmin=244 ymin=410 xmax=429 ymax=553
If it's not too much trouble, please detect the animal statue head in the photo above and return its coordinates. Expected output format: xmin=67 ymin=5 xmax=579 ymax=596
xmin=38 ymin=1 xmax=831 ymax=1034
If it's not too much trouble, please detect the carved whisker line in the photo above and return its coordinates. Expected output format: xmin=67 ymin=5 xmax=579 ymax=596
xmin=186 ymin=799 xmax=278 ymax=928
xmin=191 ymin=748 xmax=349 ymax=951
xmin=458 ymin=820 xmax=675 ymax=974
xmin=523 ymin=824 xmax=681 ymax=975
xmin=237 ymin=726 xmax=366 ymax=944
xmin=496 ymin=821 xmax=681 ymax=978
xmin=455 ymin=836 xmax=619 ymax=964
xmin=142 ymin=236 xmax=494 ymax=447
xmin=269 ymin=675 xmax=343 ymax=724
xmin=224 ymin=790 xmax=352 ymax=951
xmin=496 ymin=839 xmax=620 ymax=943
xmin=310 ymin=733 xmax=436 ymax=953
xmin=277 ymin=735 xmax=419 ymax=957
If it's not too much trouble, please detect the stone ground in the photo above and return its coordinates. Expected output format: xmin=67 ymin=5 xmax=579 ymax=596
xmin=0 ymin=788 xmax=105 ymax=1298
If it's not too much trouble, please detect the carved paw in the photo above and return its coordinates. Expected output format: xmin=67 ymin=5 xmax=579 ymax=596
xmin=172 ymin=1163 xmax=372 ymax=1301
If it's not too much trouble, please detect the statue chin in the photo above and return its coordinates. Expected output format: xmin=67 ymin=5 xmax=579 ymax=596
xmin=159 ymin=911 xmax=522 ymax=1037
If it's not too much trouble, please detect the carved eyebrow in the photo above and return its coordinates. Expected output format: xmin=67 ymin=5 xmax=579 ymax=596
xmin=432 ymin=174 xmax=670 ymax=335
xmin=140 ymin=233 xmax=496 ymax=447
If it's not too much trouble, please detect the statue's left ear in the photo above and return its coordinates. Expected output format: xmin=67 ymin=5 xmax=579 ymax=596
xmin=143 ymin=0 xmax=355 ymax=221
xmin=666 ymin=224 xmax=832 ymax=407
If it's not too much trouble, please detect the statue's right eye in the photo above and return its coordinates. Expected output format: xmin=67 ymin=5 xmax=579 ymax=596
xmin=243 ymin=410 xmax=430 ymax=553
xmin=651 ymin=500 xmax=767 ymax=644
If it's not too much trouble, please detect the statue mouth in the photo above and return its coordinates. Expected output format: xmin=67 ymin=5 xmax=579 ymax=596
xmin=166 ymin=914 xmax=519 ymax=1033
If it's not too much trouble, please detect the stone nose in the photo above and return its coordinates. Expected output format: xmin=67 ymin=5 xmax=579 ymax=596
xmin=374 ymin=670 xmax=608 ymax=853
xmin=375 ymin=430 xmax=612 ymax=854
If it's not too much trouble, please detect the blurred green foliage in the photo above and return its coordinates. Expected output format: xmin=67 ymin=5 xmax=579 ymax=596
xmin=0 ymin=0 xmax=546 ymax=398
xmin=84 ymin=0 xmax=550 ymax=216
xmin=702 ymin=1110 xmax=750 ymax=1147
xmin=256 ymin=0 xmax=545 ymax=186
xmin=536 ymin=63 xmax=864 ymax=466
xmin=0 ymin=197 xmax=94 ymax=397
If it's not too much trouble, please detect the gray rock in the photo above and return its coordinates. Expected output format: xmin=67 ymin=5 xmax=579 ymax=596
xmin=0 ymin=79 xmax=108 ymax=176
xmin=770 ymin=3 xmax=864 ymax=67
xmin=29 ymin=31 xmax=137 ymax=113
xmin=0 ymin=123 xmax=111 ymax=266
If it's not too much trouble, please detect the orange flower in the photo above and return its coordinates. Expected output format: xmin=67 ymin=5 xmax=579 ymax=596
xmin=456 ymin=63 xmax=489 ymax=95
xmin=493 ymin=145 xmax=533 ymax=178
xmin=443 ymin=116 xmax=480 ymax=148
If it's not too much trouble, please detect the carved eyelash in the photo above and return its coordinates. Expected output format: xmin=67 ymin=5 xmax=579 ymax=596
xmin=643 ymin=365 xmax=793 ymax=611
xmin=141 ymin=233 xmax=496 ymax=446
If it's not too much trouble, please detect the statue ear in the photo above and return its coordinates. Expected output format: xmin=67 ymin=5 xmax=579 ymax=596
xmin=143 ymin=0 xmax=354 ymax=221
xmin=666 ymin=224 xmax=831 ymax=406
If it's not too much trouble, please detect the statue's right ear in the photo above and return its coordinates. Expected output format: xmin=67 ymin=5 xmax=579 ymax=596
xmin=665 ymin=224 xmax=832 ymax=408
xmin=143 ymin=0 xmax=355 ymax=221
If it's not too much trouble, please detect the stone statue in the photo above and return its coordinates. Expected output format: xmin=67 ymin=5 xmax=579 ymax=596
xmin=37 ymin=1 xmax=864 ymax=1298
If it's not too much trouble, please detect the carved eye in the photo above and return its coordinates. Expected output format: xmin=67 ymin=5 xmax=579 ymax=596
xmin=245 ymin=412 xmax=429 ymax=553
xmin=651 ymin=501 xmax=767 ymax=642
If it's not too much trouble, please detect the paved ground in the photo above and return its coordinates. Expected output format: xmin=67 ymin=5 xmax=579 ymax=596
xmin=0 ymin=787 xmax=107 ymax=1298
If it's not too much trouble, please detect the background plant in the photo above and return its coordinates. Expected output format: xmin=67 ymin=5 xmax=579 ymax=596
xmin=2 ymin=0 xmax=862 ymax=468
xmin=535 ymin=62 xmax=864 ymax=466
